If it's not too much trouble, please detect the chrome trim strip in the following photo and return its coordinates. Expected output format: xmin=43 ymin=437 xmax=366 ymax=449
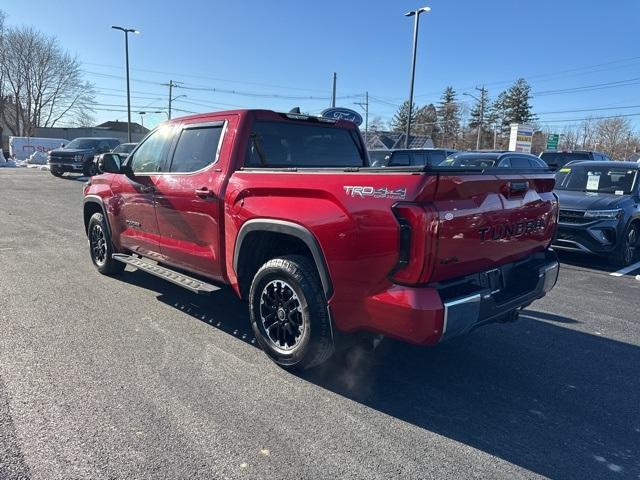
xmin=552 ymin=239 xmax=592 ymax=253
xmin=442 ymin=293 xmax=481 ymax=336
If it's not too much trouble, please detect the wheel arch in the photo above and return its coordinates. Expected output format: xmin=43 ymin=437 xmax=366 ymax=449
xmin=233 ymin=219 xmax=333 ymax=300
xmin=83 ymin=196 xmax=110 ymax=236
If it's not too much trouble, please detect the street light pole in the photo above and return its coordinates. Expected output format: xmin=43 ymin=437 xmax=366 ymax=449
xmin=112 ymin=26 xmax=138 ymax=142
xmin=354 ymin=91 xmax=369 ymax=146
xmin=404 ymin=6 xmax=431 ymax=149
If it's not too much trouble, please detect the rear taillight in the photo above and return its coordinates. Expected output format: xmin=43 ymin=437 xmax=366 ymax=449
xmin=390 ymin=203 xmax=439 ymax=285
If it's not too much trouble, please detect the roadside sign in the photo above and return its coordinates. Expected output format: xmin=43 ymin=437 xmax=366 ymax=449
xmin=508 ymin=123 xmax=534 ymax=153
xmin=546 ymin=133 xmax=560 ymax=150
xmin=321 ymin=107 xmax=363 ymax=126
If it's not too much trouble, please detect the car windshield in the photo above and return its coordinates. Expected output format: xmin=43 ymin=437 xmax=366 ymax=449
xmin=439 ymin=154 xmax=497 ymax=168
xmin=555 ymin=166 xmax=638 ymax=194
xmin=540 ymin=152 xmax=591 ymax=168
xmin=113 ymin=144 xmax=136 ymax=154
xmin=64 ymin=138 xmax=100 ymax=149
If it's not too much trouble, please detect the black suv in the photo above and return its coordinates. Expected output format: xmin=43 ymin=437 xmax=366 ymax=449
xmin=368 ymin=148 xmax=456 ymax=167
xmin=540 ymin=150 xmax=612 ymax=170
xmin=48 ymin=137 xmax=120 ymax=177
xmin=553 ymin=161 xmax=640 ymax=266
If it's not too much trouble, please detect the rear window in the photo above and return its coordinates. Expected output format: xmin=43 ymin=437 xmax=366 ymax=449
xmin=540 ymin=152 xmax=591 ymax=168
xmin=245 ymin=121 xmax=365 ymax=168
xmin=439 ymin=154 xmax=497 ymax=168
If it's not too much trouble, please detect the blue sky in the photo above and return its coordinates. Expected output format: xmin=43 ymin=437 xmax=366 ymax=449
xmin=3 ymin=0 xmax=640 ymax=131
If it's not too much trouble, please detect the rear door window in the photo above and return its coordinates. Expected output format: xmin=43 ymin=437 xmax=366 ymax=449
xmin=390 ymin=152 xmax=410 ymax=166
xmin=169 ymin=124 xmax=224 ymax=173
xmin=510 ymin=156 xmax=532 ymax=168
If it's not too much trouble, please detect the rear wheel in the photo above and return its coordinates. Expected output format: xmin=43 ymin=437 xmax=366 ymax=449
xmin=249 ymin=255 xmax=334 ymax=370
xmin=88 ymin=212 xmax=125 ymax=275
xmin=50 ymin=166 xmax=63 ymax=177
xmin=613 ymin=223 xmax=639 ymax=267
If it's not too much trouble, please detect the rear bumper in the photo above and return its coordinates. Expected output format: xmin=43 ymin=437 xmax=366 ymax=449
xmin=362 ymin=250 xmax=559 ymax=345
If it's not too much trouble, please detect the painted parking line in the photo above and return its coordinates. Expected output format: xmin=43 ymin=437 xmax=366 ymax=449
xmin=610 ymin=260 xmax=640 ymax=277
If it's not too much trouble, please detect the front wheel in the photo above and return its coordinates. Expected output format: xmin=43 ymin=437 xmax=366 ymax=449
xmin=83 ymin=159 xmax=98 ymax=177
xmin=613 ymin=223 xmax=639 ymax=267
xmin=87 ymin=212 xmax=125 ymax=275
xmin=50 ymin=166 xmax=63 ymax=177
xmin=249 ymin=255 xmax=334 ymax=370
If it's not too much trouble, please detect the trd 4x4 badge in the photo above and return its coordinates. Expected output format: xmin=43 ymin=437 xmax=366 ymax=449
xmin=344 ymin=186 xmax=407 ymax=200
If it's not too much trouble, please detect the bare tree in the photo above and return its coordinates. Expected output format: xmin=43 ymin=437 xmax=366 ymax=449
xmin=594 ymin=117 xmax=632 ymax=159
xmin=1 ymin=24 xmax=95 ymax=136
xmin=560 ymin=125 xmax=580 ymax=150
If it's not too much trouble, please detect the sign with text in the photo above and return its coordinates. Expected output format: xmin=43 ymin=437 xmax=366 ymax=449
xmin=546 ymin=133 xmax=560 ymax=150
xmin=321 ymin=107 xmax=363 ymax=126
xmin=508 ymin=123 xmax=534 ymax=153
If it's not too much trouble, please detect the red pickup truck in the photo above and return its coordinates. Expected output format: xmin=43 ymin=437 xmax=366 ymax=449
xmin=83 ymin=109 xmax=559 ymax=370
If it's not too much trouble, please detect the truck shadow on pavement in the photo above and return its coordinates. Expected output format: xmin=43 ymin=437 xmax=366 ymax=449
xmin=117 ymin=270 xmax=639 ymax=480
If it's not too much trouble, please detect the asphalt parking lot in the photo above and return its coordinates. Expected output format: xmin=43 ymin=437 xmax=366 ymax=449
xmin=1 ymin=168 xmax=639 ymax=480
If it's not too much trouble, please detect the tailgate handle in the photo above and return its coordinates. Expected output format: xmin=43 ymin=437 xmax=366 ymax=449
xmin=506 ymin=181 xmax=529 ymax=197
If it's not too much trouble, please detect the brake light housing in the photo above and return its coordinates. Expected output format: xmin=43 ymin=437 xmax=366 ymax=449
xmin=390 ymin=203 xmax=439 ymax=285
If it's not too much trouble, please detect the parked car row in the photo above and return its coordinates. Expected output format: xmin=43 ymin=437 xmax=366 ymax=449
xmin=47 ymin=138 xmax=137 ymax=177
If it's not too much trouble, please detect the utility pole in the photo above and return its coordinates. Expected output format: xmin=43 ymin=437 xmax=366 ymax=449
xmin=475 ymin=86 xmax=486 ymax=150
xmin=404 ymin=6 xmax=431 ymax=148
xmin=464 ymin=86 xmax=487 ymax=150
xmin=493 ymin=121 xmax=499 ymax=149
xmin=331 ymin=72 xmax=337 ymax=108
xmin=167 ymin=80 xmax=176 ymax=120
xmin=355 ymin=91 xmax=369 ymax=146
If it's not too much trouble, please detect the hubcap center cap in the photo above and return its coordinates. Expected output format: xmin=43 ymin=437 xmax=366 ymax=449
xmin=277 ymin=308 xmax=286 ymax=322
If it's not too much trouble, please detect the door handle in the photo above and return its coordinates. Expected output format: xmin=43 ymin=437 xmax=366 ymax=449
xmin=195 ymin=187 xmax=215 ymax=198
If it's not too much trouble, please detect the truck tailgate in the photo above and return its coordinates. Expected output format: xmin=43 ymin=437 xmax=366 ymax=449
xmin=428 ymin=172 xmax=557 ymax=283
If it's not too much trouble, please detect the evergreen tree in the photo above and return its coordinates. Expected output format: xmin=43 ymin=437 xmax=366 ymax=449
xmin=414 ymin=103 xmax=439 ymax=141
xmin=468 ymin=87 xmax=490 ymax=129
xmin=391 ymin=100 xmax=417 ymax=132
xmin=493 ymin=78 xmax=536 ymax=130
xmin=437 ymin=86 xmax=460 ymax=148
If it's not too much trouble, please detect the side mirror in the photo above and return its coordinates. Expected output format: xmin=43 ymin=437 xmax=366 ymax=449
xmin=97 ymin=153 xmax=122 ymax=174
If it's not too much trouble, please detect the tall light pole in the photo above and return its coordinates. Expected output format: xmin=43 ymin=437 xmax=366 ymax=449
xmin=139 ymin=111 xmax=163 ymax=128
xmin=112 ymin=26 xmax=138 ymax=142
xmin=404 ymin=6 xmax=431 ymax=148
xmin=354 ymin=91 xmax=369 ymax=146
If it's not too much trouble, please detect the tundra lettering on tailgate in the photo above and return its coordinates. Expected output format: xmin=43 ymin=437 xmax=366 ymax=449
xmin=478 ymin=217 xmax=546 ymax=241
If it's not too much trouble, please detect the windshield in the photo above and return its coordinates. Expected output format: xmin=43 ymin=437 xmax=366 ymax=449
xmin=439 ymin=154 xmax=497 ymax=168
xmin=64 ymin=138 xmax=100 ymax=149
xmin=113 ymin=143 xmax=136 ymax=154
xmin=540 ymin=152 xmax=591 ymax=168
xmin=245 ymin=121 xmax=366 ymax=168
xmin=555 ymin=166 xmax=638 ymax=194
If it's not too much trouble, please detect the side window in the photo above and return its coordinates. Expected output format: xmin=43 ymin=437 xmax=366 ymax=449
xmin=412 ymin=153 xmax=428 ymax=166
xmin=429 ymin=151 xmax=447 ymax=166
xmin=129 ymin=126 xmax=174 ymax=173
xmin=390 ymin=152 xmax=410 ymax=166
xmin=498 ymin=157 xmax=512 ymax=167
xmin=510 ymin=157 xmax=531 ymax=168
xmin=169 ymin=125 xmax=224 ymax=173
xmin=97 ymin=140 xmax=112 ymax=153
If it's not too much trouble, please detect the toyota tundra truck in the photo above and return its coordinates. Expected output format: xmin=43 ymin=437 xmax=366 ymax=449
xmin=83 ymin=109 xmax=559 ymax=370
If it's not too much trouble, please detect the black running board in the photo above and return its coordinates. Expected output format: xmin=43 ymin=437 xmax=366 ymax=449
xmin=112 ymin=254 xmax=220 ymax=294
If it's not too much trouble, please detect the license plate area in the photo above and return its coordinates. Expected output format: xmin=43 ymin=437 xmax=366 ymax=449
xmin=480 ymin=268 xmax=503 ymax=294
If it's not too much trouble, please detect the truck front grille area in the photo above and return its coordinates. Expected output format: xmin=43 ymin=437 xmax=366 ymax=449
xmin=559 ymin=209 xmax=590 ymax=224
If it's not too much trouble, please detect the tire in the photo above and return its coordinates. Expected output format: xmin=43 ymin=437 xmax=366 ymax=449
xmin=249 ymin=255 xmax=334 ymax=370
xmin=87 ymin=212 xmax=125 ymax=275
xmin=613 ymin=223 xmax=639 ymax=268
xmin=50 ymin=166 xmax=63 ymax=177
xmin=83 ymin=159 xmax=98 ymax=177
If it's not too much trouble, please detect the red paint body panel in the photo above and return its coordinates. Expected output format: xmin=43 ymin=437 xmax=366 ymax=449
xmin=84 ymin=109 xmax=558 ymax=346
